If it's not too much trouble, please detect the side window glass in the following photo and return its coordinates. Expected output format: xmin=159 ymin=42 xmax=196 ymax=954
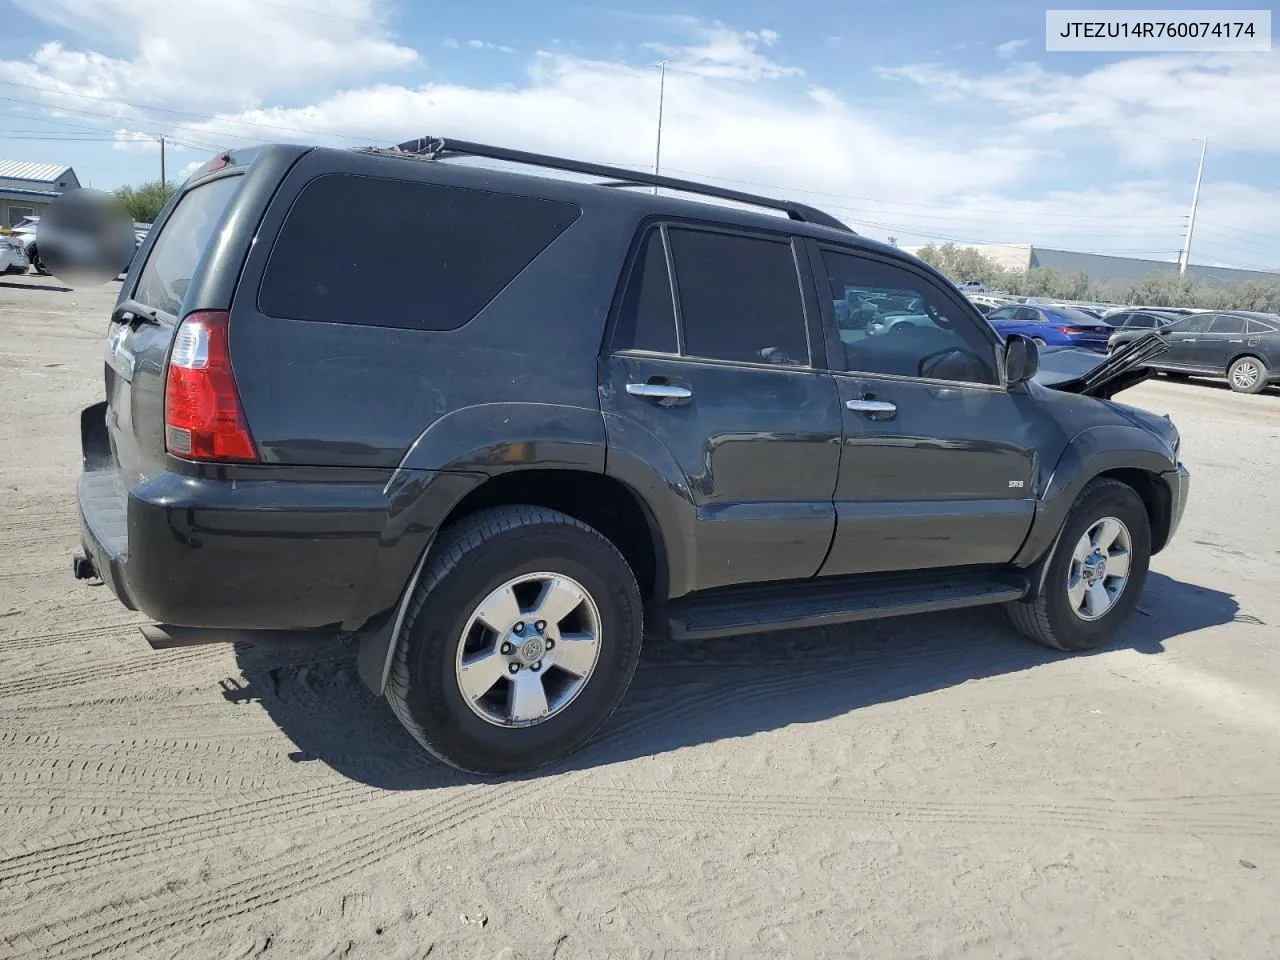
xmin=666 ymin=228 xmax=808 ymax=366
xmin=820 ymin=250 xmax=998 ymax=385
xmin=1014 ymin=307 xmax=1042 ymax=322
xmin=613 ymin=229 xmax=677 ymax=353
xmin=1178 ymin=314 xmax=1211 ymax=334
xmin=1247 ymin=318 xmax=1278 ymax=334
xmin=1209 ymin=314 xmax=1246 ymax=334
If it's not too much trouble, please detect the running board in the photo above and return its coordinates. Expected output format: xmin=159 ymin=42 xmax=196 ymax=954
xmin=667 ymin=571 xmax=1029 ymax=641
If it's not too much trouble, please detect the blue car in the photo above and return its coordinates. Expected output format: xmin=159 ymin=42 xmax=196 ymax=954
xmin=984 ymin=303 xmax=1114 ymax=352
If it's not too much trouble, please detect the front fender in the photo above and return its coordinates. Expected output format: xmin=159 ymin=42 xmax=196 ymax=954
xmin=1013 ymin=423 xmax=1177 ymax=569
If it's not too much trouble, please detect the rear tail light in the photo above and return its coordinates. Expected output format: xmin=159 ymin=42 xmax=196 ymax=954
xmin=1058 ymin=326 xmax=1094 ymax=335
xmin=164 ymin=310 xmax=258 ymax=462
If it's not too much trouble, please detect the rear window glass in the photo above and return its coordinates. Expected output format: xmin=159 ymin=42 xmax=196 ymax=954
xmin=259 ymin=174 xmax=581 ymax=331
xmin=133 ymin=175 xmax=240 ymax=316
xmin=1049 ymin=306 xmax=1100 ymax=324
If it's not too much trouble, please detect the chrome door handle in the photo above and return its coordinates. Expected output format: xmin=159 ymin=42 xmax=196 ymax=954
xmin=846 ymin=399 xmax=897 ymax=414
xmin=627 ymin=382 xmax=692 ymax=400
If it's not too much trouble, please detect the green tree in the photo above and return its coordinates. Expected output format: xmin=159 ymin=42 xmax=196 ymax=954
xmin=111 ymin=180 xmax=176 ymax=224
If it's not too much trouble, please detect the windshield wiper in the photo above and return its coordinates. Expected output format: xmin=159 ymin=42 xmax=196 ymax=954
xmin=110 ymin=299 xmax=162 ymax=327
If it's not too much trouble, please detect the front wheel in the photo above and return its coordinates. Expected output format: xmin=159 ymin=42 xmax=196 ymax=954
xmin=28 ymin=246 xmax=49 ymax=276
xmin=1228 ymin=356 xmax=1268 ymax=394
xmin=386 ymin=505 xmax=643 ymax=774
xmin=1006 ymin=478 xmax=1151 ymax=652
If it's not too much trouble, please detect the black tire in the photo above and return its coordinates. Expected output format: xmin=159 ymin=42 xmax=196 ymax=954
xmin=385 ymin=505 xmax=643 ymax=774
xmin=1227 ymin=356 xmax=1268 ymax=395
xmin=1006 ymin=478 xmax=1151 ymax=652
xmin=29 ymin=246 xmax=49 ymax=276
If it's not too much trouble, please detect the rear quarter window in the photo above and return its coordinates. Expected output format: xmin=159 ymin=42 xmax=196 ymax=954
xmin=258 ymin=174 xmax=581 ymax=331
xmin=133 ymin=175 xmax=241 ymax=316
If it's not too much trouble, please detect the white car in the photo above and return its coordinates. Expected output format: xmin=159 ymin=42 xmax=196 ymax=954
xmin=0 ymin=235 xmax=31 ymax=274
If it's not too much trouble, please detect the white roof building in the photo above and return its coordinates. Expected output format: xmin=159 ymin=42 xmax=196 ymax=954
xmin=0 ymin=159 xmax=81 ymax=227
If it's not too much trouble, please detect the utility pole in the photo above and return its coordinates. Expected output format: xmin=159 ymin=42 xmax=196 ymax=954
xmin=1179 ymin=137 xmax=1209 ymax=275
xmin=652 ymin=60 xmax=670 ymax=194
xmin=159 ymin=136 xmax=166 ymax=190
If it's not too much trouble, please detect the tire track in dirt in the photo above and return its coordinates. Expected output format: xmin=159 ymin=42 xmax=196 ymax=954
xmin=545 ymin=785 xmax=1280 ymax=839
xmin=0 ymin=646 xmax=224 ymax=700
xmin=2 ymin=774 xmax=558 ymax=959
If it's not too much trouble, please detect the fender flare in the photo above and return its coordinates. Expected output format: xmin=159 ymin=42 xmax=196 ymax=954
xmin=1013 ymin=423 xmax=1177 ymax=572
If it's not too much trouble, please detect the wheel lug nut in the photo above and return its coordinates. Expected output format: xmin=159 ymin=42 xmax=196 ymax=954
xmin=535 ymin=620 xmax=547 ymax=633
xmin=509 ymin=662 xmax=520 ymax=674
xmin=544 ymin=639 xmax=555 ymax=650
xmin=531 ymin=661 xmax=541 ymax=672
xmin=500 ymin=642 xmax=513 ymax=655
xmin=513 ymin=623 xmax=525 ymax=635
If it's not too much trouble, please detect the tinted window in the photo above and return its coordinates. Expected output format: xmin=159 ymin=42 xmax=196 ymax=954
xmin=821 ymin=250 xmax=998 ymax=384
xmin=1128 ymin=314 xmax=1156 ymax=328
xmin=1014 ymin=307 xmax=1043 ymax=322
xmin=1047 ymin=306 xmax=1101 ymax=324
xmin=260 ymin=174 xmax=580 ymax=331
xmin=1101 ymin=312 xmax=1130 ymax=327
xmin=613 ymin=229 xmax=677 ymax=353
xmin=986 ymin=307 xmax=1017 ymax=321
xmin=135 ymin=175 xmax=241 ymax=316
xmin=667 ymin=228 xmax=808 ymax=366
xmin=1175 ymin=314 xmax=1212 ymax=333
xmin=1209 ymin=314 xmax=1246 ymax=334
xmin=1247 ymin=318 xmax=1278 ymax=334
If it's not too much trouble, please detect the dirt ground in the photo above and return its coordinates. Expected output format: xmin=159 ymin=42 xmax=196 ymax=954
xmin=1 ymin=271 xmax=1278 ymax=960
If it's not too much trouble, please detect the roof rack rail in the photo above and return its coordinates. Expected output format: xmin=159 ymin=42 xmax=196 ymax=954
xmin=380 ymin=136 xmax=854 ymax=233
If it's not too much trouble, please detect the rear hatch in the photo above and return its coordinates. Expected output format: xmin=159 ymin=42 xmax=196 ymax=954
xmin=104 ymin=168 xmax=246 ymax=488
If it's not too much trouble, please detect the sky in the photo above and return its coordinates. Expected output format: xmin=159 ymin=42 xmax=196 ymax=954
xmin=2 ymin=0 xmax=1278 ymax=271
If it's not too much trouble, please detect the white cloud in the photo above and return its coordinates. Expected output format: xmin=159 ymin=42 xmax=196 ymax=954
xmin=173 ymin=48 xmax=1032 ymax=219
xmin=879 ymin=51 xmax=1280 ymax=158
xmin=0 ymin=0 xmax=417 ymax=117
xmin=995 ymin=39 xmax=1027 ymax=59
xmin=646 ymin=20 xmax=803 ymax=81
xmin=111 ymin=128 xmax=156 ymax=152
xmin=467 ymin=40 xmax=515 ymax=53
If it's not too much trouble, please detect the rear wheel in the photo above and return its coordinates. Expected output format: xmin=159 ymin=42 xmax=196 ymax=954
xmin=28 ymin=246 xmax=49 ymax=276
xmin=1228 ymin=356 xmax=1268 ymax=394
xmin=386 ymin=505 xmax=643 ymax=774
xmin=1006 ymin=478 xmax=1150 ymax=652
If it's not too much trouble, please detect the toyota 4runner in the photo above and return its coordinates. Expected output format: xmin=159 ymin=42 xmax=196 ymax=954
xmin=74 ymin=137 xmax=1189 ymax=774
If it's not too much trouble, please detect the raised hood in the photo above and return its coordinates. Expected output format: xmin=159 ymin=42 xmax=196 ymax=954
xmin=1033 ymin=333 xmax=1170 ymax=400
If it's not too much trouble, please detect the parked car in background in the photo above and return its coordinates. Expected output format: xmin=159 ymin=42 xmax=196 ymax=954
xmin=1108 ymin=310 xmax=1280 ymax=393
xmin=0 ymin=235 xmax=30 ymax=274
xmin=10 ymin=216 xmax=46 ymax=274
xmin=985 ymin=303 xmax=1115 ymax=352
xmin=956 ymin=280 xmax=987 ymax=293
xmin=1100 ymin=309 xmax=1180 ymax=331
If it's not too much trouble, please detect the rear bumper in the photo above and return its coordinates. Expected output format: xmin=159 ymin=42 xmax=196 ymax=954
xmin=75 ymin=402 xmax=470 ymax=631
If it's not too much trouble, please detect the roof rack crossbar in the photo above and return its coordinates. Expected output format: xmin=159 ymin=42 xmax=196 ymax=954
xmin=387 ymin=136 xmax=853 ymax=233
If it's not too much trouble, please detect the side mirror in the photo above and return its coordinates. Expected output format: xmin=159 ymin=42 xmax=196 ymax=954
xmin=1004 ymin=333 xmax=1040 ymax=385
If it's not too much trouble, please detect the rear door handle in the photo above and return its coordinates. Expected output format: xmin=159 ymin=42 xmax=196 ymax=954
xmin=846 ymin=398 xmax=897 ymax=415
xmin=627 ymin=382 xmax=692 ymax=400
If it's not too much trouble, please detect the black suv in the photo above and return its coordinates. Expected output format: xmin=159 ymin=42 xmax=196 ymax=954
xmin=75 ymin=137 xmax=1189 ymax=774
